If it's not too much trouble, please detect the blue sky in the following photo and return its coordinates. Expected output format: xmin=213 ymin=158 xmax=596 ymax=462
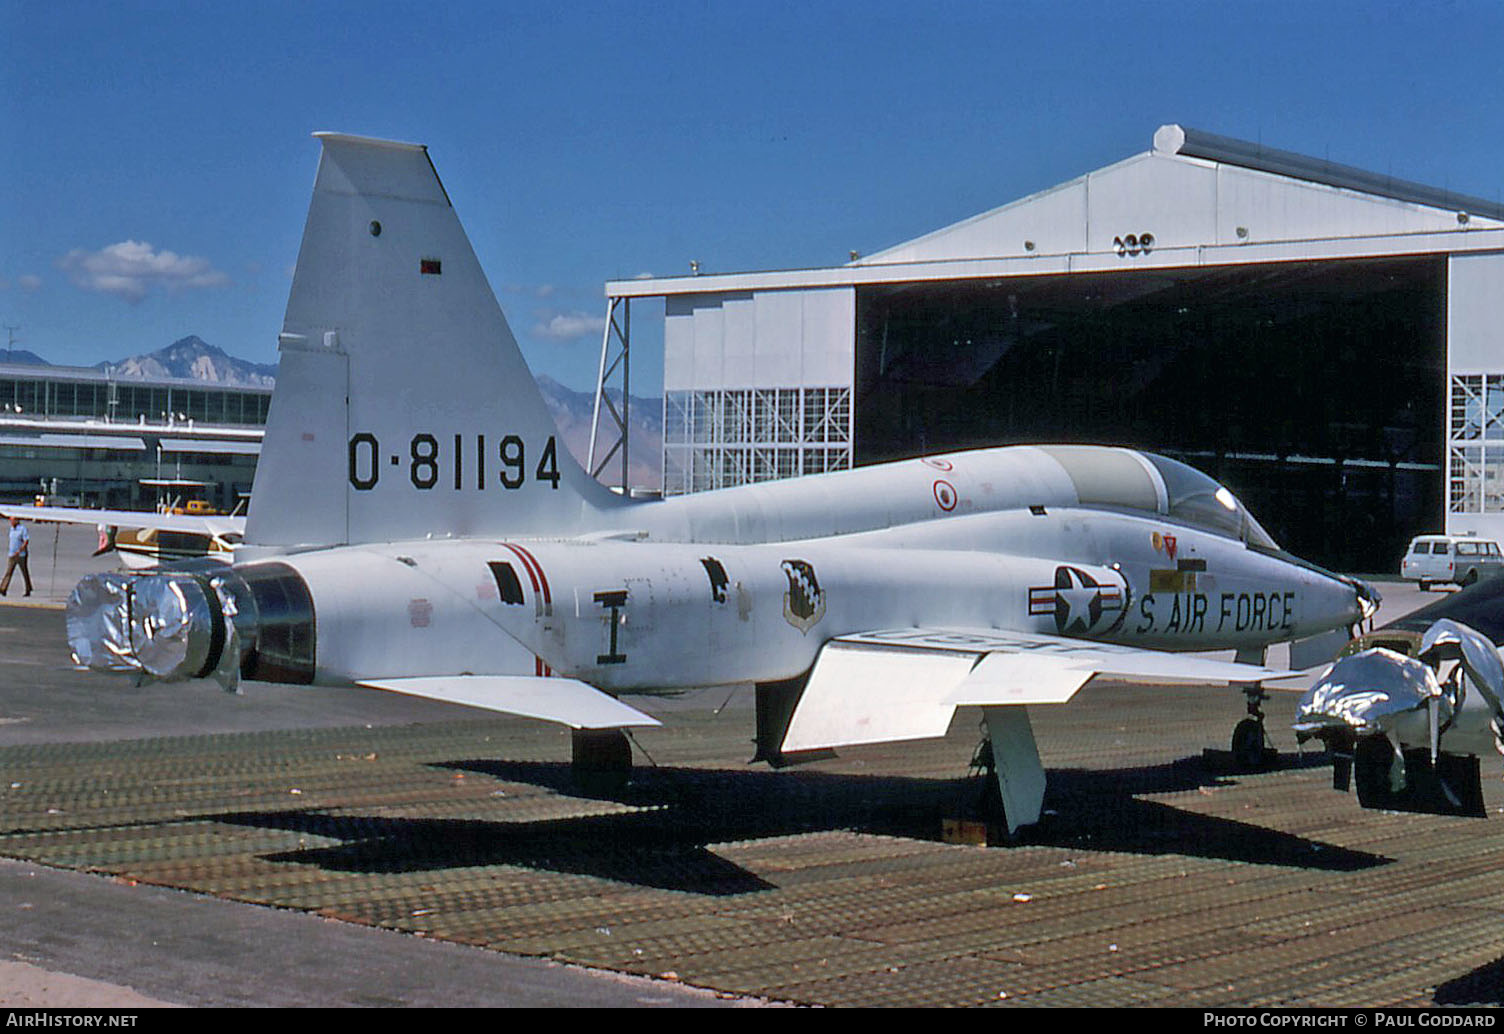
xmin=3 ymin=0 xmax=1502 ymax=393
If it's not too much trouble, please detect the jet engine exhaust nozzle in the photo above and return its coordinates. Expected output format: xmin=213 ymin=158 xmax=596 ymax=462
xmin=65 ymin=571 xmax=144 ymax=674
xmin=66 ymin=561 xmax=313 ymax=690
xmin=66 ymin=568 xmax=244 ymax=688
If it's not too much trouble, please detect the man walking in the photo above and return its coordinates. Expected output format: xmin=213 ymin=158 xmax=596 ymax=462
xmin=1 ymin=515 xmax=32 ymax=597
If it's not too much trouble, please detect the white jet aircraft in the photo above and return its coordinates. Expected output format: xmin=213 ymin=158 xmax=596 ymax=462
xmin=64 ymin=133 xmax=1379 ymax=833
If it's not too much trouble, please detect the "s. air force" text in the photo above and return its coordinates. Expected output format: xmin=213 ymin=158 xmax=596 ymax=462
xmin=1135 ymin=591 xmax=1297 ymax=635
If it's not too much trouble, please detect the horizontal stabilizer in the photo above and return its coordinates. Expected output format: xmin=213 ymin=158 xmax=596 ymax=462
xmin=780 ymin=627 xmax=1296 ymax=753
xmin=358 ymin=675 xmax=660 ymax=729
xmin=0 ymin=504 xmax=244 ymax=538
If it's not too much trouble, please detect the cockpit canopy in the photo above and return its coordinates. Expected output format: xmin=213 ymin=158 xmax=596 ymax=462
xmin=1146 ymin=453 xmax=1279 ymax=550
xmin=1038 ymin=446 xmax=1279 ymax=550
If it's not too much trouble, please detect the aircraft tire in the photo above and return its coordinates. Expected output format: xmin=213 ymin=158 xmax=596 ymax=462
xmin=1231 ymin=718 xmax=1266 ymax=771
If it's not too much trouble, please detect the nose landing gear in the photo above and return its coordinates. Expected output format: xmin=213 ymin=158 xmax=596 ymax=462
xmin=1231 ymin=684 xmax=1277 ymax=771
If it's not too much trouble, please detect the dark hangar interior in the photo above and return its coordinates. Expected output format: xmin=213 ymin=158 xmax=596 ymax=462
xmin=854 ymin=257 xmax=1446 ymax=573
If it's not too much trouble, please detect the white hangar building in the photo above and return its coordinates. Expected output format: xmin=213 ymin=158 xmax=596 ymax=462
xmin=598 ymin=124 xmax=1504 ymax=572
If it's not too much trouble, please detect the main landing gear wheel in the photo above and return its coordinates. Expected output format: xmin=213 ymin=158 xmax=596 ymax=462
xmin=1231 ymin=718 xmax=1266 ymax=770
xmin=571 ymin=727 xmax=632 ymax=797
xmin=1231 ymin=685 xmax=1275 ymax=771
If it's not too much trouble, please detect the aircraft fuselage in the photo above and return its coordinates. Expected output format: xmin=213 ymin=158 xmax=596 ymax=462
xmin=66 ymin=443 xmax=1369 ymax=694
xmin=251 ymin=504 xmax=1361 ymax=693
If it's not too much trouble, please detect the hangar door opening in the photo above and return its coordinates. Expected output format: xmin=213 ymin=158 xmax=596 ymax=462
xmin=854 ymin=257 xmax=1446 ymax=573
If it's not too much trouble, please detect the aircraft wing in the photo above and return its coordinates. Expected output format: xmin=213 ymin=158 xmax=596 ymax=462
xmin=0 ymin=504 xmax=246 ymax=538
xmin=780 ymin=627 xmax=1295 ymax=753
xmin=358 ymin=675 xmax=661 ymax=729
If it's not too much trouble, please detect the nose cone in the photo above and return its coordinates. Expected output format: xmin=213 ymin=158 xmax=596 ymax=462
xmin=1297 ymin=570 xmax=1369 ymax=638
xmin=1346 ymin=576 xmax=1383 ymax=622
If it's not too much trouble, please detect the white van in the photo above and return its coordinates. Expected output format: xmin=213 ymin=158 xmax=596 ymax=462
xmin=1400 ymin=535 xmax=1504 ymax=589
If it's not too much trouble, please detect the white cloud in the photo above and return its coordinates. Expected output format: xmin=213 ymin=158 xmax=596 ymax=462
xmin=501 ymin=282 xmax=558 ymax=299
xmin=58 ymin=240 xmax=228 ymax=303
xmin=532 ymin=310 xmax=606 ymax=342
xmin=17 ymin=274 xmax=42 ymax=291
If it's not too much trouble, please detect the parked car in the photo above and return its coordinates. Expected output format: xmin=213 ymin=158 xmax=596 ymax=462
xmin=1401 ymin=535 xmax=1504 ymax=589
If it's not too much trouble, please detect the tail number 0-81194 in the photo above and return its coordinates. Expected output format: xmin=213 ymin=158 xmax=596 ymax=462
xmin=348 ymin=433 xmax=560 ymax=491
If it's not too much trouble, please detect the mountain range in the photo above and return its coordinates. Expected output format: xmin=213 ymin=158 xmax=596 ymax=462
xmin=12 ymin=336 xmax=665 ymax=490
xmin=97 ymin=335 xmax=280 ymax=387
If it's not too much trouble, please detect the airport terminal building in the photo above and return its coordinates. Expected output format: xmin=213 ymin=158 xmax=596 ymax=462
xmin=603 ymin=125 xmax=1504 ymax=572
xmin=0 ymin=363 xmax=268 ymax=511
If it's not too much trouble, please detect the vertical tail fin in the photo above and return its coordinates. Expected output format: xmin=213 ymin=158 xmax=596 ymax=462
xmin=246 ymin=133 xmax=619 ymax=549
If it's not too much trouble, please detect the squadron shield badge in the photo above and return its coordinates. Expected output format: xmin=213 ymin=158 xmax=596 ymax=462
xmin=781 ymin=559 xmax=826 ymax=634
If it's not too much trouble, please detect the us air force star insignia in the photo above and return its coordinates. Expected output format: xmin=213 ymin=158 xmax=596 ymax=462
xmin=781 ymin=559 xmax=826 ymax=634
xmin=1054 ymin=566 xmax=1103 ymax=635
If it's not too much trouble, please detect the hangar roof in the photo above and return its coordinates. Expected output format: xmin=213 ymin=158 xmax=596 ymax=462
xmin=609 ymin=124 xmax=1504 ymax=299
xmin=858 ymin=123 xmax=1502 ymax=266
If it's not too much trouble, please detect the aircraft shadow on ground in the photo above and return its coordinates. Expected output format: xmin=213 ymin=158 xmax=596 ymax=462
xmin=1034 ymin=752 xmax=1380 ymax=870
xmin=1433 ymin=956 xmax=1504 ymax=1006
xmin=208 ymin=750 xmax=1387 ymax=896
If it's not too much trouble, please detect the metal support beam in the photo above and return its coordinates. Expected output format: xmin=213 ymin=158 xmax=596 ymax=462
xmin=587 ymin=297 xmax=630 ymax=492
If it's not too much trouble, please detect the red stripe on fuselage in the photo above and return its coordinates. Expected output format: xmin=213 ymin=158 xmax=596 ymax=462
xmin=508 ymin=543 xmax=552 ymax=607
xmin=501 ymin=542 xmax=541 ymax=594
